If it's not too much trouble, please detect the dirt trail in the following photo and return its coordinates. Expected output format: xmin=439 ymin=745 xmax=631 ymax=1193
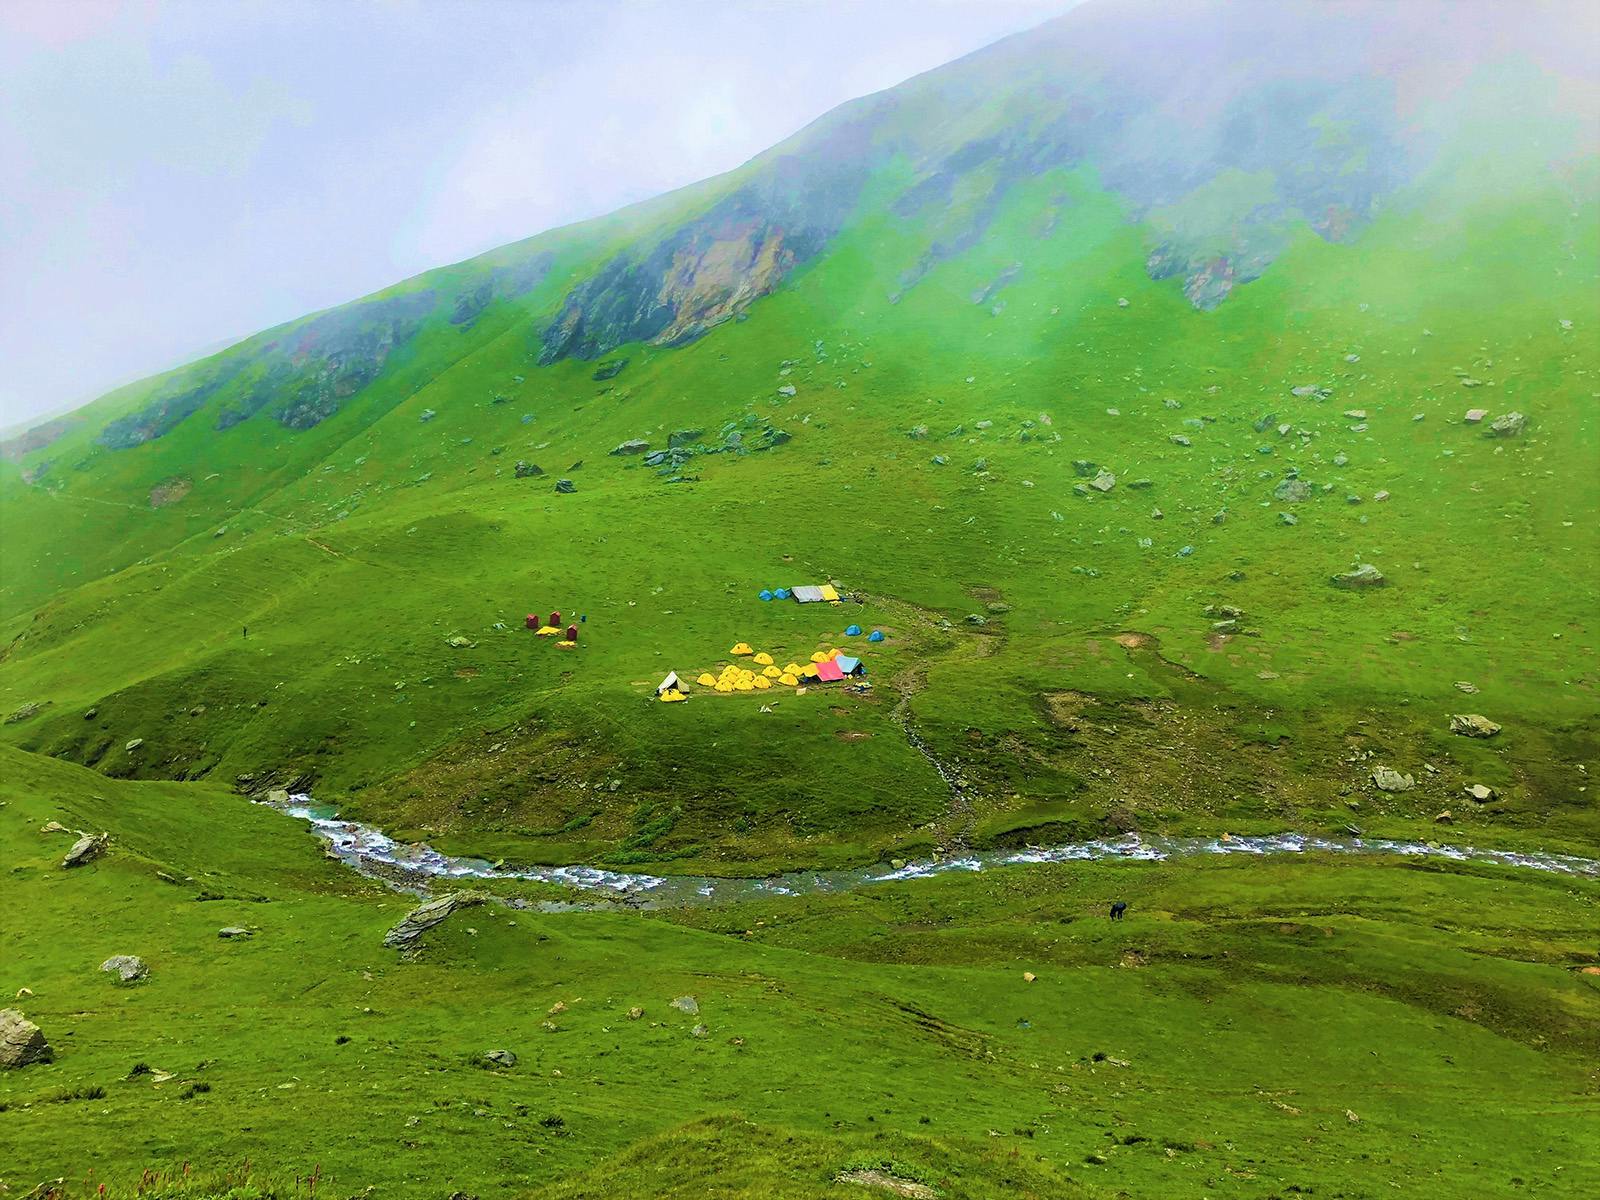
xmin=875 ymin=595 xmax=1003 ymax=852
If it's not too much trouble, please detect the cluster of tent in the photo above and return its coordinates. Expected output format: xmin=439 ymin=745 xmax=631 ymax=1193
xmin=526 ymin=609 xmax=580 ymax=648
xmin=842 ymin=623 xmax=886 ymax=642
xmin=758 ymin=584 xmax=841 ymax=603
xmin=656 ymin=645 xmax=867 ymax=702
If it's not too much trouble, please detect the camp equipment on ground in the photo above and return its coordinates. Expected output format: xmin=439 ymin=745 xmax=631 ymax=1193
xmin=536 ymin=626 xmax=561 ymax=637
xmin=659 ymin=690 xmax=686 ymax=702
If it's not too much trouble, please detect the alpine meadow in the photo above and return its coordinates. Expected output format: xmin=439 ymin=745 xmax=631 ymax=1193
xmin=2 ymin=2 xmax=1598 ymax=1198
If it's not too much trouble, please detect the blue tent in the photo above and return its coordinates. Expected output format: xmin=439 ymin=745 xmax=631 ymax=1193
xmin=835 ymin=654 xmax=865 ymax=676
xmin=759 ymin=589 xmax=773 ymax=601
xmin=774 ymin=587 xmax=792 ymax=600
xmin=868 ymin=629 xmax=885 ymax=642
xmin=844 ymin=623 xmax=862 ymax=637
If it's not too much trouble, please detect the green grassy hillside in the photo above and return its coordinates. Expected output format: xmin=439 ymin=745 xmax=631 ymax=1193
xmin=4 ymin=747 xmax=1597 ymax=1197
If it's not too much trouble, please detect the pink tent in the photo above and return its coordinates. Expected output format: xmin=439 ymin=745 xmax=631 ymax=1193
xmin=815 ymin=658 xmax=845 ymax=683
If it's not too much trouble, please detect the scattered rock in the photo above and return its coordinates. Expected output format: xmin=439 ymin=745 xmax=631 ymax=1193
xmin=39 ymin=821 xmax=71 ymax=835
xmin=626 ymin=1006 xmax=644 ymax=1020
xmin=217 ymin=927 xmax=253 ymax=939
xmin=1330 ymin=563 xmax=1386 ymax=589
xmin=482 ymin=1049 xmax=517 ymax=1068
xmin=1463 ymin=408 xmax=1488 ymax=423
xmin=1454 ymin=681 xmax=1479 ymax=694
xmin=513 ymin=460 xmax=544 ymax=478
xmin=690 ymin=1023 xmax=710 ymax=1038
xmin=963 ymin=613 xmax=988 ymax=626
xmin=1273 ymin=478 xmax=1314 ymax=502
xmin=1371 ymin=766 xmax=1415 ymax=793
xmin=1023 ymin=971 xmax=1037 ymax=983
xmin=446 ymin=636 xmax=476 ymax=649
xmin=62 ymin=832 xmax=109 ymax=868
xmin=3 ymin=702 xmax=42 ymax=724
xmin=382 ymin=893 xmax=483 ymax=951
xmin=1450 ymin=714 xmax=1501 ymax=738
xmin=1090 ymin=470 xmax=1116 ymax=493
xmin=1332 ymin=452 xmax=1349 ymax=467
xmin=1278 ymin=511 xmax=1298 ymax=526
xmin=1486 ymin=411 xmax=1526 ymax=438
xmin=554 ymin=478 xmax=576 ymax=494
xmin=1169 ymin=434 xmax=1191 ymax=446
xmin=609 ymin=439 xmax=649 ymax=456
xmin=1464 ymin=783 xmax=1497 ymax=803
xmin=0 ymin=1009 xmax=52 ymax=1069
xmin=419 ymin=409 xmax=436 ymax=423
xmin=670 ymin=995 xmax=699 ymax=1016
xmin=101 ymin=955 xmax=149 ymax=985
xmin=1434 ymin=810 xmax=1453 ymax=825
xmin=125 ymin=738 xmax=143 ymax=752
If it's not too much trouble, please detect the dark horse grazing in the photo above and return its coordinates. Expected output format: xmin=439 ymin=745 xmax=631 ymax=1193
xmin=1109 ymin=901 xmax=1127 ymax=920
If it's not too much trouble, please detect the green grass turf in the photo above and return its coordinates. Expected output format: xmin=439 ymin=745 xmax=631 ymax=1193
xmin=3 ymin=747 xmax=1598 ymax=1197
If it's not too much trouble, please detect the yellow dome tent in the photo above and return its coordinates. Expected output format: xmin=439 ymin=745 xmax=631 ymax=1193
xmin=730 ymin=642 xmax=753 ymax=656
xmin=801 ymin=663 xmax=820 ymax=678
xmin=753 ymin=651 xmax=774 ymax=666
xmin=810 ymin=651 xmax=830 ymax=663
xmin=778 ymin=672 xmax=800 ymax=686
xmin=783 ymin=663 xmax=803 ymax=676
xmin=658 ymin=689 xmax=686 ymax=703
xmin=762 ymin=665 xmax=781 ymax=678
xmin=734 ymin=677 xmax=754 ymax=691
xmin=753 ymin=675 xmax=771 ymax=689
xmin=696 ymin=673 xmax=717 ymax=688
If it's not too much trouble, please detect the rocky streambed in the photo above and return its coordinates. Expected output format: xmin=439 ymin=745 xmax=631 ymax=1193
xmin=259 ymin=794 xmax=1600 ymax=909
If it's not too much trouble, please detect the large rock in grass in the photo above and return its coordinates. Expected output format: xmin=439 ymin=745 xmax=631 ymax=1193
xmin=101 ymin=955 xmax=149 ymax=985
xmin=62 ymin=831 xmax=109 ymax=868
xmin=1331 ymin=563 xmax=1385 ymax=590
xmin=383 ymin=893 xmax=482 ymax=952
xmin=1273 ymin=477 xmax=1314 ymax=502
xmin=0 ymin=1009 xmax=52 ymax=1069
xmin=1450 ymin=713 xmax=1502 ymax=738
xmin=1485 ymin=411 xmax=1526 ymax=437
xmin=1371 ymin=766 xmax=1415 ymax=793
xmin=609 ymin=439 xmax=650 ymax=456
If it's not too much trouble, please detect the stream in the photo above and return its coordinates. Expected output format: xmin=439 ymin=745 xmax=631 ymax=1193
xmin=261 ymin=794 xmax=1600 ymax=908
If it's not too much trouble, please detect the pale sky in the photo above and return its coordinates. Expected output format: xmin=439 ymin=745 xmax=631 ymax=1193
xmin=0 ymin=0 xmax=1075 ymax=428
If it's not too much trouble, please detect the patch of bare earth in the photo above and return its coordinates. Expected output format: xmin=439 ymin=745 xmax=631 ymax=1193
xmin=834 ymin=1168 xmax=937 ymax=1198
xmin=149 ymin=476 xmax=193 ymax=507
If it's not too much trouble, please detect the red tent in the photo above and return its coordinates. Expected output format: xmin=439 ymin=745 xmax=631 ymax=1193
xmin=525 ymin=614 xmax=538 ymax=629
xmin=565 ymin=624 xmax=578 ymax=642
xmin=815 ymin=658 xmax=845 ymax=682
xmin=549 ymin=610 xmax=561 ymax=628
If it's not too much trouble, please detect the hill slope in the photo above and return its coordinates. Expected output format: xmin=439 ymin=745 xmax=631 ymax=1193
xmin=2 ymin=0 xmax=1597 ymax=872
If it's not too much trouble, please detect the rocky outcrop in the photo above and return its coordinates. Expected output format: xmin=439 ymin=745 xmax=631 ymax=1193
xmin=0 ymin=1009 xmax=52 ymax=1069
xmin=1371 ymin=766 xmax=1415 ymax=793
xmin=1331 ymin=564 xmax=1385 ymax=589
xmin=101 ymin=955 xmax=149 ymax=984
xmin=383 ymin=892 xmax=482 ymax=952
xmin=62 ymin=832 xmax=109 ymax=868
xmin=1450 ymin=714 xmax=1502 ymax=738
